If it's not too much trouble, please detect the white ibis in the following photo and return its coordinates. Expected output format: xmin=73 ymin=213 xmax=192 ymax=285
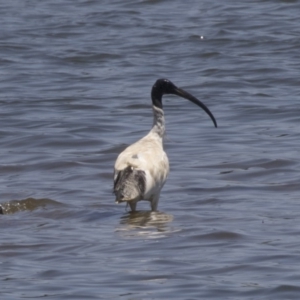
xmin=113 ymin=79 xmax=217 ymax=212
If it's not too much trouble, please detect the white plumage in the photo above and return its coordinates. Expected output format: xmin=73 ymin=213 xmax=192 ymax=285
xmin=113 ymin=79 xmax=217 ymax=212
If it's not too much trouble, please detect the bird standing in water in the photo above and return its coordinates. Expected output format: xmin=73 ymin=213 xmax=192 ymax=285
xmin=113 ymin=79 xmax=217 ymax=212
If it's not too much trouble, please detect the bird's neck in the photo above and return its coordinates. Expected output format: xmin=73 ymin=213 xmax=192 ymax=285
xmin=151 ymin=105 xmax=165 ymax=137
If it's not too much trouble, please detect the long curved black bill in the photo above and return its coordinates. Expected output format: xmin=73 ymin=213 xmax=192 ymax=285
xmin=174 ymin=87 xmax=217 ymax=128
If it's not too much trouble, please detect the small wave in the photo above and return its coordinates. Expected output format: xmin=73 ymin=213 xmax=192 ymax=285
xmin=0 ymin=198 xmax=64 ymax=215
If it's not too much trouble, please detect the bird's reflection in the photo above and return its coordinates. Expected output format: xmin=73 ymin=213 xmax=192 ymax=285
xmin=117 ymin=210 xmax=175 ymax=238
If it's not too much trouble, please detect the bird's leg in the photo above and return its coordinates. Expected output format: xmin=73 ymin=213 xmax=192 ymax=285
xmin=150 ymin=194 xmax=160 ymax=211
xmin=129 ymin=201 xmax=137 ymax=212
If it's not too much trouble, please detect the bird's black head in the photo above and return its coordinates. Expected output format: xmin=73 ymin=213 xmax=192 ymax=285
xmin=151 ymin=78 xmax=217 ymax=128
xmin=151 ymin=79 xmax=178 ymax=109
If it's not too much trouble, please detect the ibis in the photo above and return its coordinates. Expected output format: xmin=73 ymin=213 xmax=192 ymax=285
xmin=113 ymin=79 xmax=217 ymax=212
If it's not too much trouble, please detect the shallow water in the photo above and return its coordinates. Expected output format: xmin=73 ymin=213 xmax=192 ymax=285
xmin=1 ymin=0 xmax=300 ymax=299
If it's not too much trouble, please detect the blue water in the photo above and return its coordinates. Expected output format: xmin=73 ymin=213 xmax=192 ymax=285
xmin=1 ymin=1 xmax=300 ymax=299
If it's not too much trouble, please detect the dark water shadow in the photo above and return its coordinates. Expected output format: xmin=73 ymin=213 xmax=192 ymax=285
xmin=0 ymin=197 xmax=65 ymax=214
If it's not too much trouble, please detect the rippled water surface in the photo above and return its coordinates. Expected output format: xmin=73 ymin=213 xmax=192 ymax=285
xmin=1 ymin=0 xmax=300 ymax=299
